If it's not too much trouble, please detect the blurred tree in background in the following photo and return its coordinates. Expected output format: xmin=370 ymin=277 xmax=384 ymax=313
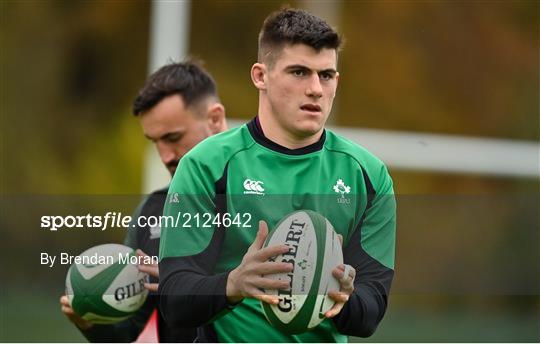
xmin=1 ymin=1 xmax=150 ymax=194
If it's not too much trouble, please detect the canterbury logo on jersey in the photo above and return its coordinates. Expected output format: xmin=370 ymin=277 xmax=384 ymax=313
xmin=243 ymin=179 xmax=265 ymax=195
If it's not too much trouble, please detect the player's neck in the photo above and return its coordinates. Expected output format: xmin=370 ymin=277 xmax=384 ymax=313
xmin=257 ymin=113 xmax=323 ymax=150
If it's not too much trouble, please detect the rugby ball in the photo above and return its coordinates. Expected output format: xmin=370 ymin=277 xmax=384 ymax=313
xmin=65 ymin=244 xmax=149 ymax=324
xmin=261 ymin=210 xmax=343 ymax=334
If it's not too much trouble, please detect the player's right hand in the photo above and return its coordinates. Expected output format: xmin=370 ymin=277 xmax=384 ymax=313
xmin=60 ymin=295 xmax=93 ymax=330
xmin=226 ymin=221 xmax=294 ymax=305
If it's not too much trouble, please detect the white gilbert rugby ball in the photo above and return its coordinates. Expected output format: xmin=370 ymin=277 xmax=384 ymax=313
xmin=261 ymin=210 xmax=343 ymax=334
xmin=65 ymin=244 xmax=149 ymax=324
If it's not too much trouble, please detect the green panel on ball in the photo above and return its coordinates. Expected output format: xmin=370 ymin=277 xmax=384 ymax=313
xmin=69 ymin=252 xmax=136 ymax=319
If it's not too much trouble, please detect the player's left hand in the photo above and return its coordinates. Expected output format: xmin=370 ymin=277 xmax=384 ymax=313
xmin=60 ymin=295 xmax=94 ymax=330
xmin=325 ymin=234 xmax=356 ymax=318
xmin=136 ymin=249 xmax=159 ymax=292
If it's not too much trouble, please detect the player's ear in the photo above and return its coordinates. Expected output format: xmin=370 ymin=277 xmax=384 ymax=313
xmin=251 ymin=63 xmax=267 ymax=91
xmin=206 ymin=102 xmax=227 ymax=134
xmin=334 ymin=71 xmax=340 ymax=95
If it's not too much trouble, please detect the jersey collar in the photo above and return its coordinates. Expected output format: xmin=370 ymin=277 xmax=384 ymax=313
xmin=247 ymin=117 xmax=326 ymax=155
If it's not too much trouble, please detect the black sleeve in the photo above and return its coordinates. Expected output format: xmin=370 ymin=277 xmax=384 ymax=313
xmin=331 ymin=227 xmax=394 ymax=337
xmin=79 ymin=295 xmax=156 ymax=342
xmin=331 ymin=167 xmax=396 ymax=337
xmin=158 ymin=227 xmax=233 ymax=329
xmin=159 ymin=164 xmax=233 ymax=330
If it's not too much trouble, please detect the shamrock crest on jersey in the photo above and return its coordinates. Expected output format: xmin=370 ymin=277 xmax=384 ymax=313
xmin=333 ymin=179 xmax=351 ymax=197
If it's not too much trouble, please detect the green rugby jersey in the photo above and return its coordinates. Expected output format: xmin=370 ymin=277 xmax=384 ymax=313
xmin=159 ymin=118 xmax=396 ymax=342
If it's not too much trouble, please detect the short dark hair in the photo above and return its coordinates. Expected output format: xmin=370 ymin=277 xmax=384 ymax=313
xmin=132 ymin=61 xmax=218 ymax=116
xmin=258 ymin=8 xmax=341 ymax=66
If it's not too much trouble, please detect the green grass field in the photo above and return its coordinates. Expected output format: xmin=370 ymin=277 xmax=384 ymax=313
xmin=354 ymin=305 xmax=540 ymax=342
xmin=1 ymin=290 xmax=538 ymax=342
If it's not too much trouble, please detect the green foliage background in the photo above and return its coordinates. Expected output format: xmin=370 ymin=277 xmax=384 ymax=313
xmin=1 ymin=1 xmax=538 ymax=342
